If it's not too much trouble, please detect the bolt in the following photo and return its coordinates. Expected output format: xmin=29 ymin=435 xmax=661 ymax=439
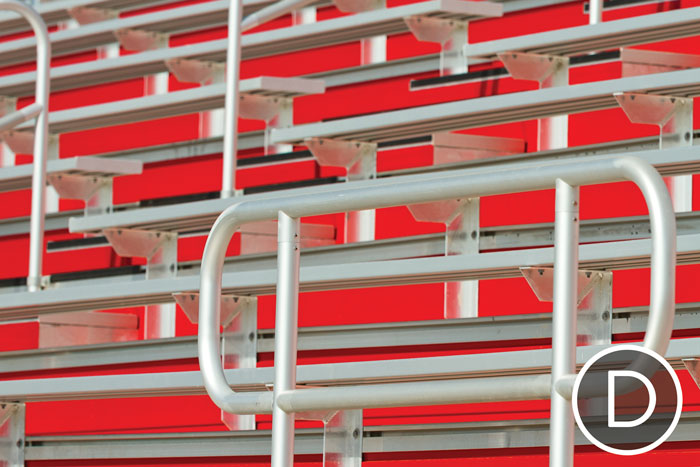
xmin=685 ymin=132 xmax=691 ymax=142
xmin=248 ymin=332 xmax=255 ymax=342
xmin=471 ymin=230 xmax=477 ymax=240
xmin=602 ymin=310 xmax=610 ymax=321
xmin=16 ymin=439 xmax=22 ymax=448
xmin=352 ymin=428 xmax=360 ymax=439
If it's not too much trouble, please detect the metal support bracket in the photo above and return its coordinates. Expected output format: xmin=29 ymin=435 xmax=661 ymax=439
xmin=432 ymin=131 xmax=525 ymax=165
xmin=173 ymin=292 xmax=248 ymax=328
xmin=165 ymin=58 xmax=225 ymax=85
xmin=165 ymin=58 xmax=226 ymax=140
xmin=115 ymin=28 xmax=169 ymax=95
xmin=0 ymin=402 xmax=24 ymax=467
xmin=499 ymin=52 xmax=569 ymax=151
xmin=621 ymin=48 xmax=700 ymax=77
xmin=103 ymin=228 xmax=178 ymax=338
xmin=333 ymin=0 xmax=383 ymax=12
xmin=67 ymin=6 xmax=118 ymax=25
xmin=47 ymin=173 xmax=113 ymax=215
xmin=297 ymin=409 xmax=363 ymax=466
xmin=174 ymin=292 xmax=257 ymax=431
xmin=615 ymin=92 xmax=693 ymax=212
xmin=0 ymin=96 xmax=17 ymax=167
xmin=37 ymin=311 xmax=138 ymax=348
xmin=241 ymin=94 xmax=294 ymax=154
xmin=405 ymin=15 xmax=468 ymax=75
xmin=408 ymin=198 xmax=479 ymax=318
xmin=1 ymin=131 xmax=60 ymax=213
xmin=306 ymin=138 xmax=377 ymax=242
xmin=682 ymin=358 xmax=700 ymax=390
xmin=520 ymin=267 xmax=612 ymax=345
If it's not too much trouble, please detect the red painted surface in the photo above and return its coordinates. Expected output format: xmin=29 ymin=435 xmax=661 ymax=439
xmin=0 ymin=0 xmax=698 ymax=464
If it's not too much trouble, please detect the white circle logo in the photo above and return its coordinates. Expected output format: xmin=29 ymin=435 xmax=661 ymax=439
xmin=572 ymin=344 xmax=682 ymax=456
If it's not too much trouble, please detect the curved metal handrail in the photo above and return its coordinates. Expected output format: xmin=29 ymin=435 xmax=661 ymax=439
xmin=198 ymin=154 xmax=675 ymax=465
xmin=0 ymin=0 xmax=51 ymax=292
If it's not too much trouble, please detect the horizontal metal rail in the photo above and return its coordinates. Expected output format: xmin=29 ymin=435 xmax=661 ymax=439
xmin=15 ymin=77 xmax=323 ymax=134
xmin=464 ymin=5 xmax=700 ymax=60
xmin=0 ymin=0 xmax=500 ymax=67
xmin=271 ymin=67 xmax=700 ymax=143
xmin=0 ymin=336 xmax=696 ymax=402
xmin=22 ymin=412 xmax=700 ymax=459
xmin=2 ymin=301 xmax=698 ymax=374
xmin=69 ymin=145 xmax=700 ymax=234
xmin=0 ymin=156 xmax=141 ymax=193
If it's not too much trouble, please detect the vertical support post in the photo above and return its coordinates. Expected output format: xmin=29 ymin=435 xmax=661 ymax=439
xmin=577 ymin=271 xmax=612 ymax=345
xmin=549 ymin=179 xmax=579 ymax=467
xmin=271 ymin=211 xmax=300 ymax=467
xmin=615 ymin=93 xmax=693 ymax=212
xmin=346 ymin=150 xmax=376 ymax=243
xmin=444 ymin=199 xmax=479 ymax=318
xmin=221 ymin=296 xmax=258 ymax=431
xmin=221 ymin=0 xmax=244 ymax=199
xmin=324 ymin=410 xmax=363 ymax=467
xmin=589 ymin=0 xmax=603 ymax=24
xmin=405 ymin=16 xmax=468 ymax=76
xmin=305 ymin=138 xmax=377 ymax=243
xmin=0 ymin=403 xmax=25 ymax=467
xmin=145 ymin=233 xmax=178 ymax=339
xmin=498 ymin=52 xmax=569 ymax=151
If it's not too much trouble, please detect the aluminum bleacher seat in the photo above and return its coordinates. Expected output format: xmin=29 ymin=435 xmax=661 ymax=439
xmin=2 ymin=0 xmax=700 ymax=465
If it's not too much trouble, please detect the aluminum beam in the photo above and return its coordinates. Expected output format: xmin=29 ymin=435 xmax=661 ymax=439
xmin=0 ymin=0 xmax=500 ymax=67
xmin=69 ymin=145 xmax=700 ymax=233
xmin=0 ymin=336 xmax=698 ymax=402
xmin=0 ymin=156 xmax=141 ymax=193
xmin=2 ymin=301 xmax=699 ymax=374
xmin=272 ymin=68 xmax=700 ymax=143
xmin=464 ymin=6 xmax=700 ymax=61
xmin=14 ymin=77 xmax=324 ymax=134
xmin=22 ymin=412 xmax=700 ymax=459
xmin=1 ymin=227 xmax=699 ymax=318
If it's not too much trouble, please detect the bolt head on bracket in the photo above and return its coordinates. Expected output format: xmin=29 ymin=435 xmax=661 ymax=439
xmin=305 ymin=137 xmax=377 ymax=169
xmin=405 ymin=15 xmax=466 ymax=45
xmin=67 ymin=6 xmax=119 ymax=25
xmin=498 ymin=51 xmax=569 ymax=84
xmin=114 ymin=28 xmax=168 ymax=51
xmin=165 ymin=58 xmax=224 ymax=85
xmin=520 ymin=267 xmax=603 ymax=304
xmin=103 ymin=228 xmax=175 ymax=260
xmin=614 ymin=92 xmax=689 ymax=127
xmin=173 ymin=292 xmax=248 ymax=327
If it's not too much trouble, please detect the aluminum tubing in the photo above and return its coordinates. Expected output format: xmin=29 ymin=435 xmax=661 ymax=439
xmin=199 ymin=155 xmax=674 ymax=415
xmin=548 ymin=180 xmax=578 ymax=467
xmin=270 ymin=211 xmax=300 ymax=467
xmin=0 ymin=102 xmax=42 ymax=133
xmin=0 ymin=0 xmax=52 ymax=292
xmin=276 ymin=374 xmax=552 ymax=412
xmin=221 ymin=0 xmax=244 ymax=198
xmin=241 ymin=0 xmax=317 ymax=31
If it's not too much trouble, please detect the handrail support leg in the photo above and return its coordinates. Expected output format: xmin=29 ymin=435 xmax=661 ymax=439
xmin=271 ymin=211 xmax=301 ymax=467
xmin=549 ymin=179 xmax=579 ymax=467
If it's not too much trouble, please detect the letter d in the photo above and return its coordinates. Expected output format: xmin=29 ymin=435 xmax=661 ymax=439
xmin=608 ymin=370 xmax=657 ymax=428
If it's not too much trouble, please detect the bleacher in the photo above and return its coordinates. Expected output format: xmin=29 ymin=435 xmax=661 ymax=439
xmin=0 ymin=0 xmax=698 ymax=465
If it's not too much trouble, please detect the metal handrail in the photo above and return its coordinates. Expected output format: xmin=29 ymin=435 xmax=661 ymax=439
xmin=198 ymin=155 xmax=675 ymax=466
xmin=0 ymin=0 xmax=51 ymax=292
